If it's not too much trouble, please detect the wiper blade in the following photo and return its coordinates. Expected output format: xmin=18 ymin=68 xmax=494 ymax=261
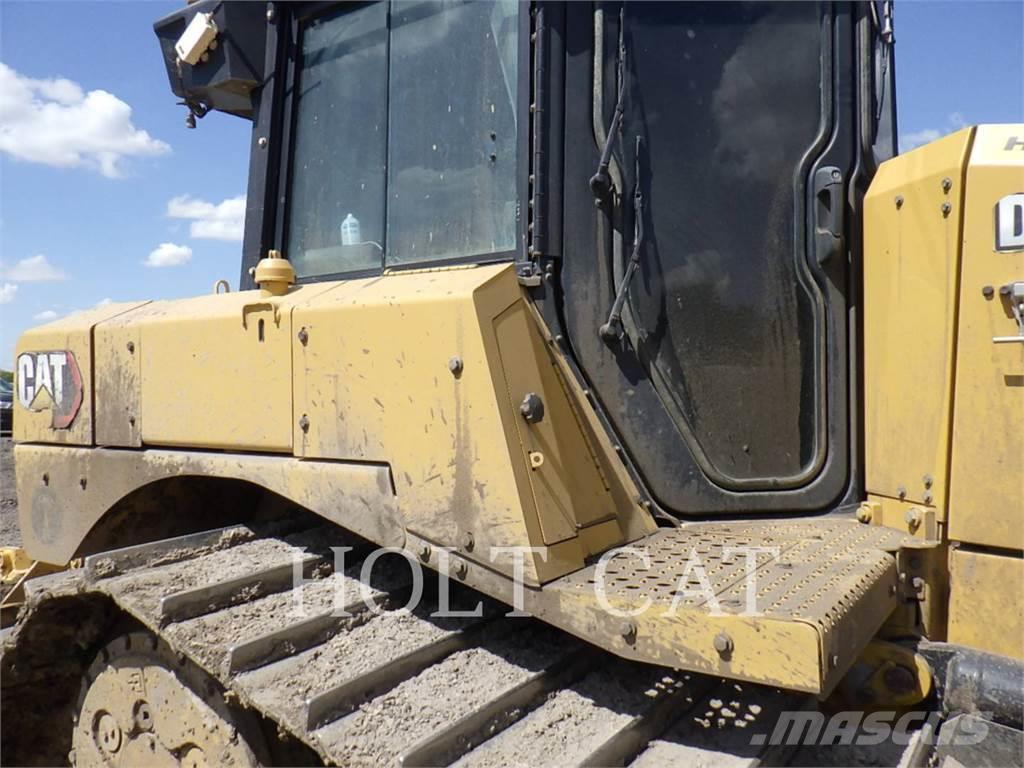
xmin=600 ymin=137 xmax=645 ymax=343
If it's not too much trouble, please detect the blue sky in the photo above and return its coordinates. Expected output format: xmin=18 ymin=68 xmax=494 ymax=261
xmin=0 ymin=1 xmax=1022 ymax=369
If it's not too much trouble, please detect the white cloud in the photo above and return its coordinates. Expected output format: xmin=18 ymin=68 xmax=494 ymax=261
xmin=901 ymin=129 xmax=941 ymax=151
xmin=33 ymin=309 xmax=58 ymax=321
xmin=167 ymin=195 xmax=246 ymax=241
xmin=901 ymin=113 xmax=969 ymax=152
xmin=95 ymin=297 xmax=112 ymax=306
xmin=144 ymin=242 xmax=192 ymax=268
xmin=2 ymin=254 xmax=68 ymax=282
xmin=0 ymin=63 xmax=170 ymax=178
xmin=0 ymin=283 xmax=16 ymax=304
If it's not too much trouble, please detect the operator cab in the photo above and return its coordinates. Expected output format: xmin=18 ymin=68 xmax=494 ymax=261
xmin=155 ymin=1 xmax=897 ymax=521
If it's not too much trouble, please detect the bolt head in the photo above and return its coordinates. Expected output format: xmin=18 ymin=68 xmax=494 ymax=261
xmin=713 ymin=632 xmax=733 ymax=655
xmin=897 ymin=485 xmax=907 ymax=500
xmin=126 ymin=341 xmax=135 ymax=354
xmin=448 ymin=356 xmax=464 ymax=377
xmin=454 ymin=560 xmax=469 ymax=580
xmin=519 ymin=392 xmax=545 ymax=424
xmin=620 ymin=621 xmax=637 ymax=643
xmin=895 ymin=195 xmax=904 ymax=209
xmin=258 ymin=136 xmax=268 ymax=149
xmin=298 ymin=414 xmax=310 ymax=432
xmin=982 ymin=285 xmax=995 ymax=299
xmin=461 ymin=531 xmax=475 ymax=552
xmin=904 ymin=507 xmax=923 ymax=530
xmin=923 ymin=474 xmax=933 ymax=488
xmin=941 ymin=177 xmax=953 ymax=193
xmin=941 ymin=202 xmax=952 ymax=216
xmin=418 ymin=543 xmax=431 ymax=561
xmin=856 ymin=504 xmax=873 ymax=524
xmin=297 ymin=327 xmax=309 ymax=345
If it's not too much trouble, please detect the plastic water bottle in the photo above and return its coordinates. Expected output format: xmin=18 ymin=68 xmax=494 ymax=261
xmin=340 ymin=213 xmax=360 ymax=246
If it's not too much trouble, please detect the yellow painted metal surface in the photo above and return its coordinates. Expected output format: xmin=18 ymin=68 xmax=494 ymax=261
xmin=15 ymin=444 xmax=400 ymax=565
xmin=948 ymin=124 xmax=1024 ymax=551
xmin=491 ymin=300 xmax=619 ymax=544
xmin=94 ymin=320 xmax=142 ymax=447
xmin=13 ymin=302 xmax=149 ymax=445
xmin=863 ymin=128 xmax=974 ymax=515
xmin=948 ymin=548 xmax=1024 ymax=660
xmin=133 ymin=285 xmax=332 ymax=452
xmin=862 ymin=495 xmax=942 ymax=541
xmin=138 ymin=292 xmax=291 ymax=451
xmin=292 ymin=264 xmax=638 ymax=585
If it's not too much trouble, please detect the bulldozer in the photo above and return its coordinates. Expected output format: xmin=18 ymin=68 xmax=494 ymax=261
xmin=2 ymin=1 xmax=1022 ymax=766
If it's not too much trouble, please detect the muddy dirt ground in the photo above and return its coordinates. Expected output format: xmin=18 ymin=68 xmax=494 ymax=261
xmin=0 ymin=439 xmax=19 ymax=547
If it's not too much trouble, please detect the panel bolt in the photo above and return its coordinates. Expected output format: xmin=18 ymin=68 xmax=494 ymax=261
xmin=266 ymin=6 xmax=275 ymax=23
xmin=897 ymin=485 xmax=907 ymax=500
xmin=258 ymin=137 xmax=268 ymax=149
xmin=911 ymin=576 xmax=925 ymax=592
xmin=941 ymin=202 xmax=952 ymax=217
xmin=895 ymin=195 xmax=904 ymax=209
xmin=904 ymin=507 xmax=923 ymax=532
xmin=461 ymin=531 xmax=475 ymax=552
xmin=42 ymin=473 xmax=49 ymax=486
xmin=922 ymin=474 xmax=933 ymax=489
xmin=448 ymin=356 xmax=464 ymax=377
xmin=519 ymin=392 xmax=545 ymax=424
xmin=620 ymin=621 xmax=637 ymax=644
xmin=79 ymin=477 xmax=87 ymax=490
xmin=941 ymin=177 xmax=952 ymax=193
xmin=418 ymin=542 xmax=431 ymax=561
xmin=298 ymin=414 xmax=310 ymax=433
xmin=454 ymin=560 xmax=469 ymax=580
xmin=713 ymin=632 xmax=733 ymax=656
xmin=982 ymin=285 xmax=995 ymax=299
xmin=923 ymin=490 xmax=934 ymax=505
xmin=126 ymin=341 xmax=135 ymax=354
xmin=297 ymin=327 xmax=309 ymax=345
xmin=128 ymin=415 xmax=136 ymax=427
xmin=856 ymin=504 xmax=873 ymax=524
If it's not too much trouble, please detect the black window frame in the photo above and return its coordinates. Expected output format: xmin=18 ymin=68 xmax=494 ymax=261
xmin=258 ymin=0 xmax=532 ymax=286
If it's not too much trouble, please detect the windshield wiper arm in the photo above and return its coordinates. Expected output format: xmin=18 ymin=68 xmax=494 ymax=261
xmin=600 ymin=137 xmax=645 ymax=343
xmin=589 ymin=12 xmax=626 ymax=204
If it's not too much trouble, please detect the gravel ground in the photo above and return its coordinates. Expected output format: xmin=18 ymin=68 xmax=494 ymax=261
xmin=0 ymin=438 xmax=19 ymax=547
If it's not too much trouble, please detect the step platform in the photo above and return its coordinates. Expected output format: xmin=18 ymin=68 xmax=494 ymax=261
xmin=543 ymin=519 xmax=923 ymax=696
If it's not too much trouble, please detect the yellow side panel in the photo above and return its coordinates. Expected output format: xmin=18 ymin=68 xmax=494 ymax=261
xmin=491 ymin=301 xmax=619 ymax=545
xmin=94 ymin=321 xmax=142 ymax=447
xmin=863 ymin=128 xmax=974 ymax=514
xmin=293 ymin=264 xmax=593 ymax=584
xmin=948 ymin=548 xmax=1024 ymax=660
xmin=13 ymin=302 xmax=149 ymax=445
xmin=948 ymin=124 xmax=1024 ymax=551
xmin=136 ymin=286 xmax=332 ymax=452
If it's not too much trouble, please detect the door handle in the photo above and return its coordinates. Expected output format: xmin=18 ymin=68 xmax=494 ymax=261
xmin=993 ymin=281 xmax=1024 ymax=344
xmin=812 ymin=167 xmax=845 ymax=265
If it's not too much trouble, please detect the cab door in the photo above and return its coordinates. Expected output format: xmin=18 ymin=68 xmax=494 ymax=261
xmin=559 ymin=2 xmax=871 ymax=516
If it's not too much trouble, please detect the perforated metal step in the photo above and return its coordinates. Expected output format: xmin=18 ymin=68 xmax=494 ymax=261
xmin=548 ymin=519 xmax=920 ymax=695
